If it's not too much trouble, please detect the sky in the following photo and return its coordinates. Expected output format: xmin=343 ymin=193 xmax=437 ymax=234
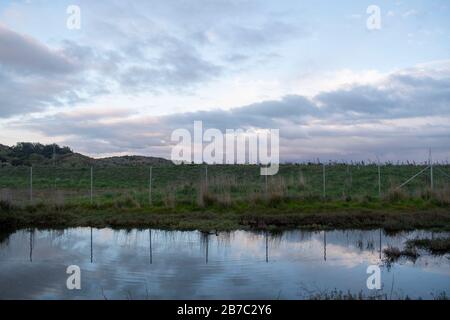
xmin=0 ymin=0 xmax=450 ymax=162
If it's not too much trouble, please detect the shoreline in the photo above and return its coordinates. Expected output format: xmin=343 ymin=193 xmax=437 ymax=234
xmin=1 ymin=202 xmax=450 ymax=232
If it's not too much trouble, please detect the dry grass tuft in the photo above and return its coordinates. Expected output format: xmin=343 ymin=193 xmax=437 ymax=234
xmin=384 ymin=187 xmax=408 ymax=202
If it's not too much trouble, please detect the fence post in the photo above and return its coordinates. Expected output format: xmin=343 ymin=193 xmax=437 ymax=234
xmin=346 ymin=165 xmax=352 ymax=195
xmin=322 ymin=163 xmax=326 ymax=198
xmin=430 ymin=149 xmax=434 ymax=190
xmin=149 ymin=166 xmax=153 ymax=205
xmin=30 ymin=166 xmax=33 ymax=202
xmin=265 ymin=173 xmax=268 ymax=195
xmin=205 ymin=165 xmax=208 ymax=189
xmin=378 ymin=163 xmax=381 ymax=197
xmin=90 ymin=166 xmax=93 ymax=204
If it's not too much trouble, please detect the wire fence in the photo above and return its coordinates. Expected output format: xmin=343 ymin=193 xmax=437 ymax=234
xmin=0 ymin=163 xmax=449 ymax=206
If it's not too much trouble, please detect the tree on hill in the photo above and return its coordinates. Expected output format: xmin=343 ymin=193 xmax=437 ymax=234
xmin=10 ymin=143 xmax=73 ymax=160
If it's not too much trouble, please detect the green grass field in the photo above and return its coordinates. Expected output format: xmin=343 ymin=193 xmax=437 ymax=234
xmin=1 ymin=163 xmax=449 ymax=203
xmin=1 ymin=164 xmax=450 ymax=231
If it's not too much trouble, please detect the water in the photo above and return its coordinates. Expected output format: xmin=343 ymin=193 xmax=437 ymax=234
xmin=0 ymin=228 xmax=448 ymax=300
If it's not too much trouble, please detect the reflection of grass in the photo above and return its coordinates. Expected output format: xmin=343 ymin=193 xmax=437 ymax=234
xmin=432 ymin=292 xmax=449 ymax=300
xmin=383 ymin=246 xmax=402 ymax=262
xmin=0 ymin=229 xmax=11 ymax=245
xmin=406 ymin=238 xmax=450 ymax=255
xmin=306 ymin=289 xmax=448 ymax=300
xmin=383 ymin=237 xmax=450 ymax=265
xmin=383 ymin=245 xmax=419 ymax=264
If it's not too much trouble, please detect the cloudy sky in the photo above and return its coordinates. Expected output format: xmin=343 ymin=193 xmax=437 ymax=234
xmin=0 ymin=0 xmax=449 ymax=162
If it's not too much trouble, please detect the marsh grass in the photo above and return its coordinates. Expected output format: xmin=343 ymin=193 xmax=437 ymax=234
xmin=2 ymin=183 xmax=449 ymax=213
xmin=384 ymin=187 xmax=408 ymax=202
xmin=1 ymin=163 xmax=449 ymax=206
xmin=0 ymin=164 xmax=444 ymax=199
xmin=1 ymin=164 xmax=450 ymax=230
xmin=307 ymin=289 xmax=388 ymax=300
xmin=306 ymin=289 xmax=448 ymax=300
xmin=0 ymin=200 xmax=14 ymax=212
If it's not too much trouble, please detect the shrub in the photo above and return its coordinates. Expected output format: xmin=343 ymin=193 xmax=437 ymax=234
xmin=384 ymin=188 xmax=408 ymax=202
xmin=0 ymin=200 xmax=13 ymax=212
xmin=114 ymin=195 xmax=141 ymax=209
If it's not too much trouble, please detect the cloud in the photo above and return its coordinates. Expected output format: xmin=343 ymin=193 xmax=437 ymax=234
xmin=0 ymin=69 xmax=72 ymax=117
xmin=118 ymin=40 xmax=222 ymax=92
xmin=0 ymin=21 xmax=223 ymax=117
xmin=315 ymin=67 xmax=450 ymax=122
xmin=402 ymin=10 xmax=419 ymax=18
xmin=0 ymin=24 xmax=77 ymax=75
xmin=0 ymin=0 xmax=311 ymax=118
xmin=202 ymin=21 xmax=303 ymax=48
xmin=13 ymin=62 xmax=450 ymax=161
xmin=0 ymin=25 xmax=97 ymax=117
xmin=1 ymin=1 xmax=449 ymax=162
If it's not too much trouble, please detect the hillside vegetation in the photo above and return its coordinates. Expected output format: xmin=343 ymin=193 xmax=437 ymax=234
xmin=0 ymin=143 xmax=170 ymax=167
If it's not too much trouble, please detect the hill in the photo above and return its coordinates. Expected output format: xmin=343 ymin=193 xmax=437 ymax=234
xmin=97 ymin=155 xmax=171 ymax=167
xmin=0 ymin=142 xmax=171 ymax=167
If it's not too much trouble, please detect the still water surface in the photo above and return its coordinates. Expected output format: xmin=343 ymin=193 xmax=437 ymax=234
xmin=0 ymin=228 xmax=449 ymax=299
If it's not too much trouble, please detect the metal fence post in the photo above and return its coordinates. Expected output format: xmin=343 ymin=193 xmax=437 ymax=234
xmin=90 ymin=166 xmax=93 ymax=204
xmin=205 ymin=165 xmax=208 ymax=189
xmin=30 ymin=166 xmax=33 ymax=202
xmin=428 ymin=148 xmax=434 ymax=190
xmin=149 ymin=166 xmax=153 ymax=205
xmin=265 ymin=173 xmax=268 ymax=195
xmin=430 ymin=149 xmax=434 ymax=191
xmin=378 ymin=164 xmax=381 ymax=197
xmin=322 ymin=163 xmax=326 ymax=198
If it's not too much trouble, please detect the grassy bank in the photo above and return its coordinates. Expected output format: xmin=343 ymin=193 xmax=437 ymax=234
xmin=1 ymin=164 xmax=450 ymax=231
xmin=1 ymin=197 xmax=450 ymax=232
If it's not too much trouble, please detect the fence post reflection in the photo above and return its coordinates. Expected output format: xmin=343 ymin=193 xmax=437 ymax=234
xmin=29 ymin=229 xmax=33 ymax=263
xmin=90 ymin=227 xmax=93 ymax=263
xmin=149 ymin=229 xmax=153 ymax=265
